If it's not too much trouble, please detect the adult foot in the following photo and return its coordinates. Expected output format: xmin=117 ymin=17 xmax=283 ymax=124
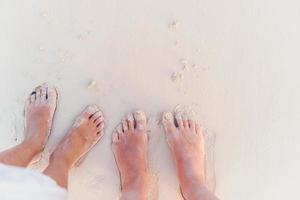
xmin=163 ymin=111 xmax=216 ymax=200
xmin=112 ymin=110 xmax=149 ymax=200
xmin=50 ymin=105 xmax=105 ymax=169
xmin=24 ymin=83 xmax=57 ymax=153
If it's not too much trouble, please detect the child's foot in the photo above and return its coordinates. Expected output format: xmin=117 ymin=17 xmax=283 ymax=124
xmin=112 ymin=110 xmax=149 ymax=200
xmin=162 ymin=111 xmax=207 ymax=199
xmin=50 ymin=105 xmax=105 ymax=168
xmin=24 ymin=83 xmax=57 ymax=153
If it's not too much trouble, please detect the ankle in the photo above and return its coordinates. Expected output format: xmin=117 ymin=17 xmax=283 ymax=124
xmin=180 ymin=177 xmax=208 ymax=199
xmin=21 ymin=140 xmax=43 ymax=155
xmin=181 ymin=184 xmax=218 ymax=200
xmin=49 ymin=151 xmax=72 ymax=170
xmin=44 ymin=159 xmax=70 ymax=189
xmin=121 ymin=173 xmax=148 ymax=200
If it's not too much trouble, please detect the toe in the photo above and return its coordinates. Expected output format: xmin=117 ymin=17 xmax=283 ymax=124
xmin=195 ymin=123 xmax=203 ymax=136
xmin=96 ymin=130 xmax=104 ymax=138
xmin=83 ymin=104 xmax=100 ymax=119
xmin=182 ymin=113 xmax=189 ymax=128
xmin=40 ymin=84 xmax=47 ymax=100
xmin=97 ymin=121 xmax=104 ymax=129
xmin=35 ymin=86 xmax=42 ymax=101
xmin=116 ymin=124 xmax=124 ymax=139
xmin=133 ymin=110 xmax=147 ymax=131
xmin=112 ymin=131 xmax=120 ymax=144
xmin=46 ymin=84 xmax=58 ymax=105
xmin=122 ymin=119 xmax=128 ymax=132
xmin=90 ymin=110 xmax=103 ymax=122
xmin=188 ymin=120 xmax=195 ymax=130
xmin=162 ymin=112 xmax=176 ymax=132
xmin=116 ymin=124 xmax=123 ymax=134
xmin=175 ymin=112 xmax=184 ymax=129
xmin=94 ymin=116 xmax=104 ymax=126
xmin=96 ymin=122 xmax=105 ymax=132
xmin=126 ymin=113 xmax=134 ymax=130
xmin=30 ymin=91 xmax=36 ymax=103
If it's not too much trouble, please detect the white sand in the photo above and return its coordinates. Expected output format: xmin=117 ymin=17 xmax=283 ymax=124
xmin=1 ymin=0 xmax=300 ymax=199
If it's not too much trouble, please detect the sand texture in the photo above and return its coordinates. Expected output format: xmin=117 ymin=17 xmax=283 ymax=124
xmin=1 ymin=0 xmax=300 ymax=199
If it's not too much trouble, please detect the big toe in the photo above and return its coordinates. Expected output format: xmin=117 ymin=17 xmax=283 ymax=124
xmin=83 ymin=104 xmax=100 ymax=119
xmin=162 ymin=112 xmax=176 ymax=132
xmin=73 ymin=105 xmax=101 ymax=127
xmin=133 ymin=110 xmax=147 ymax=131
xmin=112 ymin=131 xmax=120 ymax=145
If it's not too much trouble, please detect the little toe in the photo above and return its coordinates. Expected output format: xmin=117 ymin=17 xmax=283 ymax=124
xmin=116 ymin=124 xmax=125 ymax=139
xmin=96 ymin=130 xmax=104 ymax=138
xmin=116 ymin=124 xmax=123 ymax=134
xmin=96 ymin=123 xmax=104 ymax=134
xmin=133 ymin=110 xmax=147 ymax=131
xmin=162 ymin=112 xmax=176 ymax=132
xmin=175 ymin=112 xmax=184 ymax=129
xmin=112 ymin=131 xmax=120 ymax=144
xmin=30 ymin=91 xmax=37 ymax=103
xmin=126 ymin=113 xmax=134 ymax=130
xmin=195 ymin=123 xmax=203 ymax=136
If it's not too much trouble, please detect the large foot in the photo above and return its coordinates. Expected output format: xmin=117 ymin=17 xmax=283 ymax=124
xmin=50 ymin=105 xmax=105 ymax=169
xmin=162 ymin=111 xmax=210 ymax=200
xmin=112 ymin=110 xmax=149 ymax=200
xmin=24 ymin=83 xmax=57 ymax=153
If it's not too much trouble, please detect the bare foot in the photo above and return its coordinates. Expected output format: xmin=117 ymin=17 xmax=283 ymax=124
xmin=112 ymin=110 xmax=149 ymax=200
xmin=163 ymin=111 xmax=217 ymax=200
xmin=50 ymin=105 xmax=105 ymax=169
xmin=24 ymin=83 xmax=57 ymax=153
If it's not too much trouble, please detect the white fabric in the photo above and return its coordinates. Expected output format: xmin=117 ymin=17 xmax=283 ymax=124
xmin=0 ymin=164 xmax=67 ymax=200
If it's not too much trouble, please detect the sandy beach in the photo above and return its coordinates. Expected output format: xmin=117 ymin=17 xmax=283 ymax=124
xmin=1 ymin=0 xmax=300 ymax=199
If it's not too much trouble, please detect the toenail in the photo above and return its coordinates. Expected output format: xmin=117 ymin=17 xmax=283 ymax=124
xmin=87 ymin=105 xmax=99 ymax=114
xmin=163 ymin=112 xmax=173 ymax=121
xmin=135 ymin=110 xmax=144 ymax=115
xmin=134 ymin=111 xmax=146 ymax=120
xmin=127 ymin=113 xmax=134 ymax=121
